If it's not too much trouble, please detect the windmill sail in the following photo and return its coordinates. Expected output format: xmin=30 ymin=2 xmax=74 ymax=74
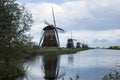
xmin=52 ymin=7 xmax=60 ymax=47
xmin=52 ymin=7 xmax=56 ymax=27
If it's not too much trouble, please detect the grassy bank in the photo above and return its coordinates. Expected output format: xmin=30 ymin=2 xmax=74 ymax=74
xmin=108 ymin=48 xmax=120 ymax=50
xmin=108 ymin=46 xmax=120 ymax=50
xmin=32 ymin=48 xmax=87 ymax=55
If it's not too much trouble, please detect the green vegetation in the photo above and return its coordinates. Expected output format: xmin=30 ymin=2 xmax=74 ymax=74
xmin=0 ymin=65 xmax=25 ymax=80
xmin=108 ymin=46 xmax=120 ymax=50
xmin=0 ymin=0 xmax=33 ymax=79
xmin=33 ymin=48 xmax=87 ymax=55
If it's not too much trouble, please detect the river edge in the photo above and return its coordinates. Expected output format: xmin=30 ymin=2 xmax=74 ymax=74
xmin=32 ymin=48 xmax=89 ymax=55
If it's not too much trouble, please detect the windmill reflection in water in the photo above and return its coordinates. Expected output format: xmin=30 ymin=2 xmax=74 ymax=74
xmin=42 ymin=55 xmax=65 ymax=80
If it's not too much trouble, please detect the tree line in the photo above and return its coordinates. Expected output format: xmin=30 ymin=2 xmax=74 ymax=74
xmin=0 ymin=0 xmax=33 ymax=79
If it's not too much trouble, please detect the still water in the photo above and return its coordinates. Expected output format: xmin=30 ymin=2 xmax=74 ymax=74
xmin=23 ymin=49 xmax=120 ymax=80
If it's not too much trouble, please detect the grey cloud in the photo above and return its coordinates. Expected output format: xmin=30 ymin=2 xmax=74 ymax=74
xmin=25 ymin=0 xmax=120 ymax=31
xmin=93 ymin=39 xmax=108 ymax=43
xmin=56 ymin=0 xmax=120 ymax=31
xmin=59 ymin=7 xmax=120 ymax=31
xmin=59 ymin=16 xmax=120 ymax=31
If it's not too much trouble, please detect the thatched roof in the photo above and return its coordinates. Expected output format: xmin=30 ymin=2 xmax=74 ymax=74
xmin=43 ymin=25 xmax=56 ymax=31
xmin=67 ymin=39 xmax=73 ymax=41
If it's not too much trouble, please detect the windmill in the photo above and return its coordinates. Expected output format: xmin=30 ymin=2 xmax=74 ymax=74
xmin=76 ymin=42 xmax=81 ymax=48
xmin=39 ymin=7 xmax=64 ymax=48
xmin=76 ymin=39 xmax=81 ymax=48
xmin=66 ymin=31 xmax=77 ymax=48
xmin=81 ymin=41 xmax=89 ymax=49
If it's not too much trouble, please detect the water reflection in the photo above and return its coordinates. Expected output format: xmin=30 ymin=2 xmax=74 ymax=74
xmin=68 ymin=54 xmax=74 ymax=66
xmin=23 ymin=49 xmax=120 ymax=80
xmin=42 ymin=55 xmax=65 ymax=80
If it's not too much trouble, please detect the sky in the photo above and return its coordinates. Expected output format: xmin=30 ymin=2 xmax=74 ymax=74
xmin=18 ymin=0 xmax=120 ymax=48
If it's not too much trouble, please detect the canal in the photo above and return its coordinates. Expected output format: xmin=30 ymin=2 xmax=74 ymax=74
xmin=23 ymin=49 xmax=120 ymax=80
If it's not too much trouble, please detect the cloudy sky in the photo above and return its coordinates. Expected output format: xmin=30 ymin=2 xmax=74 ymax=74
xmin=18 ymin=0 xmax=120 ymax=48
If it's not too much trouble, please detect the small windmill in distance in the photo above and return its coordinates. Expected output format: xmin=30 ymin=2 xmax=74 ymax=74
xmin=66 ymin=31 xmax=77 ymax=48
xmin=39 ymin=7 xmax=64 ymax=48
xmin=76 ymin=42 xmax=81 ymax=48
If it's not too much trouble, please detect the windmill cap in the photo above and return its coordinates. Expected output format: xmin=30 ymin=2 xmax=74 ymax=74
xmin=43 ymin=25 xmax=56 ymax=31
xmin=68 ymin=39 xmax=73 ymax=41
